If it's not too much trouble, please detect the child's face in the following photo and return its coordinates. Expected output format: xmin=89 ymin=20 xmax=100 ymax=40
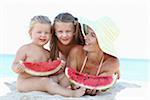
xmin=30 ymin=23 xmax=51 ymax=46
xmin=54 ymin=22 xmax=75 ymax=45
xmin=83 ymin=26 xmax=100 ymax=52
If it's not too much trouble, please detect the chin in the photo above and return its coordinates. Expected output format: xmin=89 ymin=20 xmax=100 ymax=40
xmin=61 ymin=39 xmax=72 ymax=45
xmin=40 ymin=42 xmax=47 ymax=45
xmin=61 ymin=41 xmax=70 ymax=45
xmin=84 ymin=46 xmax=94 ymax=52
xmin=83 ymin=46 xmax=89 ymax=51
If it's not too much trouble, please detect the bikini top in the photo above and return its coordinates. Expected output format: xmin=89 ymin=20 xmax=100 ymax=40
xmin=80 ymin=55 xmax=104 ymax=76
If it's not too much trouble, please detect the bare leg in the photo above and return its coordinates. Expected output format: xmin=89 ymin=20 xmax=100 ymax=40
xmin=17 ymin=76 xmax=51 ymax=92
xmin=56 ymin=73 xmax=70 ymax=87
xmin=47 ymin=78 xmax=85 ymax=97
xmin=17 ymin=76 xmax=85 ymax=97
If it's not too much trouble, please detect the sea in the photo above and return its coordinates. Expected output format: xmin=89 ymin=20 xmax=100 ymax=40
xmin=0 ymin=54 xmax=149 ymax=82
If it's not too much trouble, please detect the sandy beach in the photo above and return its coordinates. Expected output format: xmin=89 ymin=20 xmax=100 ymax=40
xmin=0 ymin=77 xmax=149 ymax=100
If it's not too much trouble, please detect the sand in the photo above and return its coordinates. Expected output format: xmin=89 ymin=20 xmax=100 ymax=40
xmin=0 ymin=77 xmax=149 ymax=100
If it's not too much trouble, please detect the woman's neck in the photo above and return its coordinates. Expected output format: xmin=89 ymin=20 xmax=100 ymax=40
xmin=87 ymin=49 xmax=104 ymax=64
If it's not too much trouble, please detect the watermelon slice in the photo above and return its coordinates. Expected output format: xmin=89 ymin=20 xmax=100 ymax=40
xmin=65 ymin=67 xmax=118 ymax=90
xmin=20 ymin=60 xmax=64 ymax=76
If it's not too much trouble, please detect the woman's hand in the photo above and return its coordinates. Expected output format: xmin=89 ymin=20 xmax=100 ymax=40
xmin=115 ymin=69 xmax=120 ymax=79
xmin=85 ymin=89 xmax=97 ymax=96
xmin=71 ymin=84 xmax=81 ymax=90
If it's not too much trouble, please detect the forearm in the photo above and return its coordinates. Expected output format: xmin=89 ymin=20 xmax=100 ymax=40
xmin=100 ymin=57 xmax=120 ymax=77
xmin=12 ymin=63 xmax=20 ymax=73
xmin=12 ymin=62 xmax=25 ymax=74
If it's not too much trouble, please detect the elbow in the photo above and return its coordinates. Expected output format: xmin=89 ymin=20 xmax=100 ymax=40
xmin=11 ymin=64 xmax=19 ymax=74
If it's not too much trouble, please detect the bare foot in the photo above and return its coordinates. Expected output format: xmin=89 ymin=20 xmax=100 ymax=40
xmin=72 ymin=87 xmax=85 ymax=97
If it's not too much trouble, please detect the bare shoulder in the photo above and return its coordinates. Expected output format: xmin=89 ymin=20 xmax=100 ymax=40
xmin=68 ymin=45 xmax=86 ymax=63
xmin=104 ymin=53 xmax=120 ymax=66
xmin=69 ymin=45 xmax=84 ymax=54
xmin=105 ymin=54 xmax=119 ymax=61
xmin=13 ymin=44 xmax=31 ymax=63
xmin=16 ymin=44 xmax=31 ymax=53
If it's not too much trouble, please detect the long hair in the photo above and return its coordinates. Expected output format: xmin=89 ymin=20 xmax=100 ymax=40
xmin=50 ymin=12 xmax=85 ymax=60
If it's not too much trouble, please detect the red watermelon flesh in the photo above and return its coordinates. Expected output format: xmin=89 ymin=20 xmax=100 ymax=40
xmin=21 ymin=60 xmax=64 ymax=76
xmin=23 ymin=60 xmax=61 ymax=71
xmin=65 ymin=67 xmax=118 ymax=90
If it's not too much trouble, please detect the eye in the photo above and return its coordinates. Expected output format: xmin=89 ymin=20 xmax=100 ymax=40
xmin=37 ymin=31 xmax=42 ymax=34
xmin=45 ymin=32 xmax=49 ymax=34
xmin=57 ymin=31 xmax=63 ymax=34
xmin=66 ymin=30 xmax=73 ymax=34
xmin=66 ymin=30 xmax=71 ymax=33
xmin=91 ymin=32 xmax=96 ymax=37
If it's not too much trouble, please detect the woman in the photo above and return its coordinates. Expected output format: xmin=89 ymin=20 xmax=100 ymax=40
xmin=67 ymin=17 xmax=120 ymax=95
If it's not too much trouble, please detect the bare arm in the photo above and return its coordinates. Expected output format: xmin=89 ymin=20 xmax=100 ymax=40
xmin=66 ymin=45 xmax=86 ymax=89
xmin=57 ymin=47 xmax=79 ymax=88
xmin=67 ymin=45 xmax=85 ymax=70
xmin=86 ymin=56 xmax=120 ymax=95
xmin=66 ymin=53 xmax=78 ymax=69
xmin=12 ymin=45 xmax=27 ymax=74
xmin=100 ymin=55 xmax=120 ymax=79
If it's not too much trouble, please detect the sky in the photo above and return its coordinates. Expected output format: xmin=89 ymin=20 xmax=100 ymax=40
xmin=0 ymin=0 xmax=150 ymax=60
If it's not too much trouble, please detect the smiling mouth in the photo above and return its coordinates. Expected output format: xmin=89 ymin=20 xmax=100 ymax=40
xmin=40 ymin=39 xmax=46 ymax=42
xmin=62 ymin=38 xmax=69 ymax=41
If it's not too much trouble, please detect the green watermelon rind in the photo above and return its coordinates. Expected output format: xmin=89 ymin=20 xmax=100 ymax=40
xmin=20 ymin=60 xmax=64 ymax=76
xmin=65 ymin=67 xmax=118 ymax=90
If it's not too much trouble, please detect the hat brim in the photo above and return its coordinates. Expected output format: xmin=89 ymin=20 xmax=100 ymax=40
xmin=79 ymin=17 xmax=119 ymax=57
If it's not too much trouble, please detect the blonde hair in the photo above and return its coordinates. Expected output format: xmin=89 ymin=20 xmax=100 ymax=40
xmin=29 ymin=15 xmax=51 ymax=32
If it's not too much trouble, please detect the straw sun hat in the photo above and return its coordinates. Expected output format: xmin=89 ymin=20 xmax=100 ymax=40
xmin=79 ymin=17 xmax=119 ymax=57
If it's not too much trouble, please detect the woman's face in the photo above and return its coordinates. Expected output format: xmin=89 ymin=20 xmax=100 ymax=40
xmin=54 ymin=22 xmax=75 ymax=45
xmin=83 ymin=26 xmax=100 ymax=52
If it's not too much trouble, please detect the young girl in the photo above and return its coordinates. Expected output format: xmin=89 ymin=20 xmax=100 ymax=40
xmin=50 ymin=12 xmax=85 ymax=61
xmin=49 ymin=13 xmax=85 ymax=87
xmin=12 ymin=15 xmax=85 ymax=97
xmin=67 ymin=17 xmax=120 ymax=95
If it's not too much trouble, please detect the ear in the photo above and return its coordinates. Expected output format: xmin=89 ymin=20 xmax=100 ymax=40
xmin=28 ymin=30 xmax=32 ymax=38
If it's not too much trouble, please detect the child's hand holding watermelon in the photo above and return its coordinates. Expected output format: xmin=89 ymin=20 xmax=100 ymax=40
xmin=16 ymin=60 xmax=25 ymax=73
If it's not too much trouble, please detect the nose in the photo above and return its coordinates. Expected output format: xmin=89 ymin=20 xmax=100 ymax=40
xmin=84 ymin=36 xmax=88 ymax=42
xmin=41 ymin=32 xmax=46 ymax=37
xmin=84 ymin=34 xmax=91 ymax=42
xmin=84 ymin=35 xmax=88 ymax=40
xmin=62 ymin=32 xmax=68 ymax=37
